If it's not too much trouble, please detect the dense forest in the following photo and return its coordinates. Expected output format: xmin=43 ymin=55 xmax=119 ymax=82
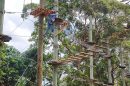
xmin=1 ymin=0 xmax=130 ymax=86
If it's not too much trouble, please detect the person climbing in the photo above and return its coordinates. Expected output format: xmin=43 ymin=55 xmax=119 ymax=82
xmin=44 ymin=12 xmax=69 ymax=36
xmin=45 ymin=13 xmax=57 ymax=36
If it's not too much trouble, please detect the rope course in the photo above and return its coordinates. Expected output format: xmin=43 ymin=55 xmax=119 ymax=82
xmin=21 ymin=0 xmax=130 ymax=85
xmin=29 ymin=2 xmax=130 ymax=85
xmin=2 ymin=0 xmax=130 ymax=86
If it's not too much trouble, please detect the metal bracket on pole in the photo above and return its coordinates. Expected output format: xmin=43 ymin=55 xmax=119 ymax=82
xmin=0 ymin=10 xmax=5 ymax=14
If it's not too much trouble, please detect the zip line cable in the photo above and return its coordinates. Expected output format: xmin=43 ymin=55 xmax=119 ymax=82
xmin=7 ymin=17 xmax=35 ymax=35
xmin=15 ymin=51 xmax=49 ymax=86
xmin=5 ymin=11 xmax=28 ymax=14
xmin=7 ymin=20 xmax=25 ymax=34
xmin=9 ymin=35 xmax=31 ymax=37
xmin=15 ymin=52 xmax=38 ymax=86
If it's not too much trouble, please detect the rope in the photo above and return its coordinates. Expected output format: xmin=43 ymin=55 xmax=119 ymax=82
xmin=7 ymin=21 xmax=25 ymax=34
xmin=7 ymin=17 xmax=35 ymax=35
xmin=9 ymin=35 xmax=31 ymax=37
xmin=15 ymin=52 xmax=37 ymax=86
xmin=5 ymin=11 xmax=26 ymax=14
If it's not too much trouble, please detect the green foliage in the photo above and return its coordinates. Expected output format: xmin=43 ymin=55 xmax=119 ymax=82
xmin=21 ymin=3 xmax=38 ymax=19
xmin=0 ymin=45 xmax=25 ymax=86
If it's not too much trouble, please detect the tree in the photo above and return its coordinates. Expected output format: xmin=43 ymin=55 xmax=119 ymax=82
xmin=0 ymin=45 xmax=26 ymax=86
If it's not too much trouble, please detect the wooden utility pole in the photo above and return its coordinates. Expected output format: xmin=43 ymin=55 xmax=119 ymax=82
xmin=108 ymin=58 xmax=112 ymax=85
xmin=128 ymin=53 xmax=130 ymax=73
xmin=89 ymin=16 xmax=94 ymax=86
xmin=107 ymin=40 xmax=113 ymax=86
xmin=120 ymin=45 xmax=126 ymax=86
xmin=53 ymin=0 xmax=58 ymax=86
xmin=37 ymin=0 xmax=44 ymax=86
xmin=0 ymin=0 xmax=4 ymax=34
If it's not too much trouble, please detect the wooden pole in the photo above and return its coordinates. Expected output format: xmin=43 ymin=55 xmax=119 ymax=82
xmin=53 ymin=0 xmax=58 ymax=86
xmin=108 ymin=59 xmax=112 ymax=84
xmin=0 ymin=0 xmax=5 ymax=34
xmin=120 ymin=45 xmax=126 ymax=86
xmin=107 ymin=40 xmax=113 ymax=85
xmin=128 ymin=53 xmax=130 ymax=73
xmin=37 ymin=0 xmax=45 ymax=86
xmin=89 ymin=16 xmax=94 ymax=86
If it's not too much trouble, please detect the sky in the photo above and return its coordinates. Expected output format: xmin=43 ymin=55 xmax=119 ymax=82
xmin=3 ymin=0 xmax=39 ymax=52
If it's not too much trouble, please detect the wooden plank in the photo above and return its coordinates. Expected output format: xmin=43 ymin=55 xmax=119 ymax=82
xmin=60 ymin=53 xmax=88 ymax=61
xmin=75 ymin=54 xmax=89 ymax=58
xmin=59 ymin=52 xmax=91 ymax=64
xmin=48 ymin=60 xmax=63 ymax=65
xmin=95 ymin=45 xmax=107 ymax=49
xmin=80 ymin=52 xmax=93 ymax=56
xmin=87 ymin=49 xmax=99 ymax=53
xmin=63 ymin=58 xmax=82 ymax=63
xmin=60 ymin=56 xmax=82 ymax=62
xmin=101 ymin=41 xmax=113 ymax=45
xmin=60 ymin=54 xmax=88 ymax=64
xmin=87 ymin=41 xmax=96 ymax=45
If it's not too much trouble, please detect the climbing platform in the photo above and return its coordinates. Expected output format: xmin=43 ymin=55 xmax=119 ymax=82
xmin=0 ymin=34 xmax=11 ymax=42
xmin=119 ymin=64 xmax=126 ymax=69
xmin=95 ymin=45 xmax=108 ymax=50
xmin=53 ymin=18 xmax=69 ymax=35
xmin=126 ymin=73 xmax=130 ymax=78
xmin=87 ymin=41 xmax=96 ymax=45
xmin=30 ymin=7 xmax=56 ymax=17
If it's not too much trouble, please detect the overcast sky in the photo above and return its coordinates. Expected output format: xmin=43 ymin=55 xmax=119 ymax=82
xmin=3 ymin=0 xmax=39 ymax=52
